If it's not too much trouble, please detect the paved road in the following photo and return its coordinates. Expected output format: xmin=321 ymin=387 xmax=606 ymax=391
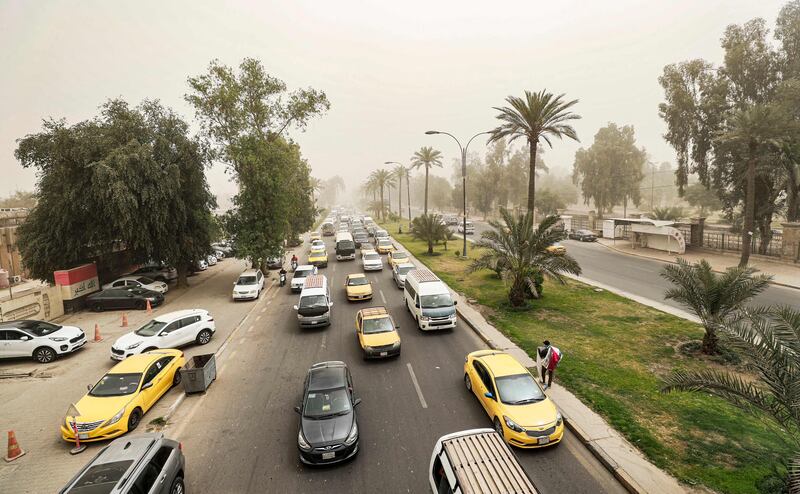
xmin=169 ymin=235 xmax=626 ymax=494
xmin=461 ymin=220 xmax=799 ymax=310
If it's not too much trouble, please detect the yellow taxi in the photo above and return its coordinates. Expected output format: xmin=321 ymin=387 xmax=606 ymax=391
xmin=464 ymin=350 xmax=563 ymax=449
xmin=387 ymin=250 xmax=410 ymax=269
xmin=308 ymin=247 xmax=328 ymax=268
xmin=345 ymin=273 xmax=373 ymax=301
xmin=376 ymin=237 xmax=395 ymax=255
xmin=355 ymin=307 xmax=401 ymax=359
xmin=310 ymin=231 xmax=321 ymax=242
xmin=545 ymin=243 xmax=566 ymax=255
xmin=61 ymin=349 xmax=185 ymax=443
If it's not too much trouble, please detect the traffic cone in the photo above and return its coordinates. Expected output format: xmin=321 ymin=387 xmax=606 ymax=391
xmin=4 ymin=430 xmax=25 ymax=462
xmin=121 ymin=313 xmax=128 ymax=327
xmin=146 ymin=300 xmax=152 ymax=314
xmin=93 ymin=323 xmax=103 ymax=343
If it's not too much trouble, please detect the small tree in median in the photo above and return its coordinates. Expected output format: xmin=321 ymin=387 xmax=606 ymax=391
xmin=410 ymin=214 xmax=451 ymax=255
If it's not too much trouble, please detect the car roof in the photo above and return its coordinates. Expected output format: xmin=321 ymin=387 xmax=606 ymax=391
xmin=94 ymin=432 xmax=164 ymax=464
xmin=358 ymin=306 xmax=389 ymax=319
xmin=362 ymin=249 xmax=378 ymax=255
xmin=296 ymin=264 xmax=315 ymax=270
xmin=308 ymin=362 xmax=347 ymax=390
xmin=109 ymin=349 xmax=181 ymax=373
xmin=152 ymin=309 xmax=206 ymax=323
xmin=240 ymin=269 xmax=261 ymax=276
xmin=395 ymin=262 xmax=415 ymax=269
xmin=347 ymin=273 xmax=367 ymax=279
xmin=477 ymin=351 xmax=528 ymax=378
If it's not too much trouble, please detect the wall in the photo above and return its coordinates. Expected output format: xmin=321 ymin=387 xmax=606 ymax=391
xmin=0 ymin=284 xmax=64 ymax=322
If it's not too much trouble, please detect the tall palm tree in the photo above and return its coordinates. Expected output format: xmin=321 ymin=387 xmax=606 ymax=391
xmin=392 ymin=165 xmax=408 ymax=218
xmin=410 ymin=147 xmax=443 ymax=215
xmin=660 ymin=259 xmax=772 ymax=354
xmin=410 ymin=213 xmax=452 ymax=254
xmin=489 ymin=90 xmax=581 ymax=213
xmin=369 ymin=169 xmax=395 ymax=221
xmin=468 ymin=210 xmax=581 ymax=307
xmin=662 ymin=306 xmax=800 ymax=490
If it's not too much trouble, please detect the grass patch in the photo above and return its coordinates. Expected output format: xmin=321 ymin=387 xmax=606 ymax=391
xmin=383 ymin=221 xmax=791 ymax=494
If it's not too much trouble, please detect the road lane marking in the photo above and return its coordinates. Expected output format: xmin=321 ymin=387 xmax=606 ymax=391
xmin=406 ymin=363 xmax=428 ymax=409
xmin=321 ymin=333 xmax=327 ymax=350
xmin=239 ymin=337 xmax=246 ymax=345
xmin=260 ymin=307 xmax=266 ymax=313
xmin=379 ymin=289 xmax=387 ymax=304
xmin=256 ymin=315 xmax=262 ymax=321
xmin=247 ymin=325 xmax=254 ymax=333
xmin=332 ymin=263 xmax=337 ymax=273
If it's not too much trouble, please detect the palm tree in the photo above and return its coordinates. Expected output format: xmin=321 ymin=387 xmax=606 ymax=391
xmin=410 ymin=214 xmax=452 ymax=254
xmin=660 ymin=259 xmax=772 ymax=354
xmin=489 ymin=90 xmax=580 ymax=213
xmin=309 ymin=176 xmax=323 ymax=200
xmin=662 ymin=306 xmax=800 ymax=490
xmin=369 ymin=169 xmax=396 ymax=221
xmin=410 ymin=147 xmax=443 ymax=215
xmin=649 ymin=206 xmax=685 ymax=221
xmin=468 ymin=210 xmax=581 ymax=307
xmin=392 ymin=165 xmax=408 ymax=219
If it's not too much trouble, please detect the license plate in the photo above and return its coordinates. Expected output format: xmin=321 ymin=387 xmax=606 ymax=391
xmin=321 ymin=452 xmax=335 ymax=460
xmin=538 ymin=437 xmax=550 ymax=445
xmin=79 ymin=433 xmax=89 ymax=440
xmin=310 ymin=321 xmax=317 ymax=324
xmin=380 ymin=352 xmax=388 ymax=357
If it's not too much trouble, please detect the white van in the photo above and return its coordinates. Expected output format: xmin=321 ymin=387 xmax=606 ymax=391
xmin=429 ymin=429 xmax=538 ymax=494
xmin=404 ymin=269 xmax=457 ymax=330
xmin=293 ymin=275 xmax=332 ymax=328
xmin=335 ymin=232 xmax=356 ymax=261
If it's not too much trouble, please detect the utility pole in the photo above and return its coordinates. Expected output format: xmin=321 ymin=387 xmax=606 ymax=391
xmin=650 ymin=161 xmax=655 ymax=212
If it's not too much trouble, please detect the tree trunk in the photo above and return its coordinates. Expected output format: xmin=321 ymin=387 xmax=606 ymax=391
xmin=756 ymin=216 xmax=772 ymax=255
xmin=424 ymin=166 xmax=430 ymax=215
xmin=786 ymin=167 xmax=799 ymax=222
xmin=739 ymin=148 xmax=756 ymax=267
xmin=398 ymin=175 xmax=403 ymax=219
xmin=509 ymin=279 xmax=526 ymax=307
xmin=527 ymin=139 xmax=538 ymax=213
xmin=380 ymin=186 xmax=385 ymax=221
xmin=176 ymin=263 xmax=189 ymax=288
xmin=702 ymin=324 xmax=718 ymax=355
xmin=427 ymin=238 xmax=433 ymax=254
xmin=407 ymin=177 xmax=412 ymax=223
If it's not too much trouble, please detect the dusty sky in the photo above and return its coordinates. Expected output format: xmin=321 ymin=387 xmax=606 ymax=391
xmin=0 ymin=0 xmax=789 ymax=203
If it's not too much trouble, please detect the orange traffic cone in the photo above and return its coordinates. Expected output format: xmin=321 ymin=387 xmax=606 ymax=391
xmin=146 ymin=299 xmax=152 ymax=314
xmin=93 ymin=323 xmax=103 ymax=343
xmin=4 ymin=430 xmax=25 ymax=462
xmin=121 ymin=313 xmax=128 ymax=327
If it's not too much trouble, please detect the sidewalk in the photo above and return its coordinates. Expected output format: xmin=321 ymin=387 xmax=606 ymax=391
xmin=597 ymin=238 xmax=800 ymax=290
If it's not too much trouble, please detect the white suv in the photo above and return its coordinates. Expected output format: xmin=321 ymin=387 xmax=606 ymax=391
xmin=110 ymin=309 xmax=215 ymax=360
xmin=233 ymin=269 xmax=264 ymax=300
xmin=0 ymin=320 xmax=86 ymax=363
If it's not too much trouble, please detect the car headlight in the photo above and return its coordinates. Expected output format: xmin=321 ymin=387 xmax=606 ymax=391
xmin=297 ymin=314 xmax=303 ymax=320
xmin=126 ymin=341 xmax=143 ymax=350
xmin=420 ymin=316 xmax=431 ymax=322
xmin=344 ymin=421 xmax=358 ymax=446
xmin=298 ymin=430 xmax=312 ymax=451
xmin=504 ymin=416 xmax=525 ymax=433
xmin=103 ymin=407 xmax=126 ymax=427
xmin=392 ymin=341 xmax=401 ymax=348
xmin=556 ymin=412 xmax=563 ymax=427
xmin=49 ymin=337 xmax=68 ymax=342
xmin=363 ymin=345 xmax=373 ymax=352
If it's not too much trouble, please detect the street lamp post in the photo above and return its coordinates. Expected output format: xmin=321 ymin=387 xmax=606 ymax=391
xmin=425 ymin=130 xmax=491 ymax=258
xmin=384 ymin=161 xmax=409 ymax=232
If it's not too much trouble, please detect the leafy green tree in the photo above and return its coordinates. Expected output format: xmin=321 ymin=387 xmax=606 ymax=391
xmin=410 ymin=214 xmax=452 ymax=254
xmin=535 ymin=189 xmax=567 ymax=216
xmin=0 ymin=190 xmax=37 ymax=208
xmin=15 ymin=99 xmax=215 ymax=286
xmin=683 ymin=183 xmax=723 ymax=216
xmin=489 ymin=90 xmax=580 ymax=213
xmin=572 ymin=123 xmax=647 ymax=218
xmin=186 ymin=58 xmax=328 ymax=271
xmin=660 ymin=259 xmax=771 ymax=354
xmin=411 ymin=147 xmax=443 ymax=215
xmin=468 ymin=211 xmax=581 ymax=307
xmin=662 ymin=306 xmax=800 ymax=490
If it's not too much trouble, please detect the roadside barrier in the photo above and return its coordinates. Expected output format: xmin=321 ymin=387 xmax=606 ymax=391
xmin=121 ymin=312 xmax=128 ymax=327
xmin=146 ymin=299 xmax=153 ymax=314
xmin=69 ymin=421 xmax=86 ymax=455
xmin=93 ymin=323 xmax=103 ymax=343
xmin=4 ymin=430 xmax=25 ymax=462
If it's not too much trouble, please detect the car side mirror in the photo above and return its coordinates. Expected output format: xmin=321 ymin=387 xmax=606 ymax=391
xmin=158 ymin=332 xmax=167 ymax=337
xmin=293 ymin=305 xmax=298 ymax=311
xmin=395 ymin=325 xmax=400 ymax=329
xmin=142 ymin=382 xmax=153 ymax=390
xmin=484 ymin=392 xmax=494 ymax=400
xmin=233 ymin=282 xmax=237 ymax=286
xmin=453 ymin=300 xmax=458 ymax=306
xmin=328 ymin=302 xmax=333 ymax=307
xmin=353 ymin=398 xmax=362 ymax=407
xmin=294 ymin=406 xmax=301 ymax=414
xmin=87 ymin=384 xmax=92 ymax=391
xmin=415 ymin=303 xmax=420 ymax=308
xmin=20 ymin=335 xmax=31 ymax=341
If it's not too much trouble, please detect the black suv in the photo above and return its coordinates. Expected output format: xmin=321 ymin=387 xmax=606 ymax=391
xmin=60 ymin=432 xmax=185 ymax=494
xmin=295 ymin=361 xmax=361 ymax=465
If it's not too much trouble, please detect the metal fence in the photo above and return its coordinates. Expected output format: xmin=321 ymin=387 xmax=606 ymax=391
xmin=702 ymin=231 xmax=783 ymax=257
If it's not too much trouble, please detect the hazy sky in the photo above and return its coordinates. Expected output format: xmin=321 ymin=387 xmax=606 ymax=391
xmin=0 ymin=0 xmax=790 ymax=203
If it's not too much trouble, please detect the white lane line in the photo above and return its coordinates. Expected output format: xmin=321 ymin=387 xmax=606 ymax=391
xmin=406 ymin=363 xmax=428 ymax=409
xmin=260 ymin=307 xmax=267 ymax=313
xmin=238 ymin=337 xmax=246 ymax=345
xmin=247 ymin=325 xmax=254 ymax=333
xmin=256 ymin=315 xmax=262 ymax=321
xmin=332 ymin=263 xmax=337 ymax=273
xmin=321 ymin=333 xmax=327 ymax=350
xmin=379 ymin=289 xmax=387 ymax=304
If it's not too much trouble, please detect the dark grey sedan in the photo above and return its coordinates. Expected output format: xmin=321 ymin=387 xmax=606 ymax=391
xmin=569 ymin=229 xmax=598 ymax=242
xmin=87 ymin=287 xmax=164 ymax=311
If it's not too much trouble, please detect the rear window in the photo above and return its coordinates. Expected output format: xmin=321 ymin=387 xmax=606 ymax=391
xmin=136 ymin=276 xmax=155 ymax=285
xmin=364 ymin=253 xmax=380 ymax=261
xmin=68 ymin=460 xmax=134 ymax=494
xmin=237 ymin=276 xmax=257 ymax=285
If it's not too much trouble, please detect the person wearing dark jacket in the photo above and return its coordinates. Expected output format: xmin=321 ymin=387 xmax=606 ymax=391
xmin=536 ymin=340 xmax=562 ymax=390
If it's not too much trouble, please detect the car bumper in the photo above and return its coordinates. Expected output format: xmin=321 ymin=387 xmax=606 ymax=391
xmin=503 ymin=423 xmax=564 ymax=449
xmin=233 ymin=292 xmax=259 ymax=300
xmin=310 ymin=261 xmax=328 ymax=267
xmin=418 ymin=316 xmax=457 ymax=330
xmin=55 ymin=337 xmax=87 ymax=355
xmin=363 ymin=264 xmax=382 ymax=271
xmin=299 ymin=315 xmax=331 ymax=328
xmin=347 ymin=293 xmax=373 ymax=301
xmin=291 ymin=285 xmax=304 ymax=293
xmin=61 ymin=421 xmax=128 ymax=443
xmin=299 ymin=442 xmax=358 ymax=465
xmin=363 ymin=345 xmax=401 ymax=359
xmin=110 ymin=346 xmax=137 ymax=361
xmin=336 ymin=254 xmax=356 ymax=261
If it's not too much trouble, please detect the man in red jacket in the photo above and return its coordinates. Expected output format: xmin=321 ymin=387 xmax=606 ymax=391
xmin=536 ymin=340 xmax=562 ymax=390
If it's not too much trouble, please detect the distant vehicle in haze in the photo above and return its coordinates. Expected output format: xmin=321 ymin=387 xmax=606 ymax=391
xmin=568 ymin=229 xmax=597 ymax=242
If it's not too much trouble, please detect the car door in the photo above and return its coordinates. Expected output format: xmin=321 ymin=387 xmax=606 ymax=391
xmin=472 ymin=361 xmax=495 ymax=416
xmin=356 ymin=312 xmax=364 ymax=347
xmin=111 ymin=280 xmax=127 ymax=289
xmin=4 ymin=329 xmax=37 ymax=357
xmin=140 ymin=357 xmax=174 ymax=410
xmin=157 ymin=320 xmax=183 ymax=348
xmin=177 ymin=315 xmax=201 ymax=346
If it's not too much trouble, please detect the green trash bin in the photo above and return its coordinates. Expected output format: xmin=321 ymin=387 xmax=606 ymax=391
xmin=180 ymin=354 xmax=216 ymax=394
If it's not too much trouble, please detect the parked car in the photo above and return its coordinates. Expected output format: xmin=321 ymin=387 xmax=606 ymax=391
xmin=103 ymin=276 xmax=168 ymax=294
xmin=295 ymin=361 xmax=361 ymax=465
xmin=355 ymin=307 xmax=401 ymax=359
xmin=213 ymin=249 xmax=226 ymax=259
xmin=87 ymin=288 xmax=164 ymax=312
xmin=568 ymin=229 xmax=597 ymax=242
xmin=457 ymin=221 xmax=475 ymax=235
xmin=59 ymin=432 xmax=185 ymax=494
xmin=361 ymin=250 xmax=383 ymax=271
xmin=211 ymin=242 xmax=235 ymax=257
xmin=61 ymin=349 xmax=186 ymax=443
xmin=464 ymin=350 xmax=563 ymax=448
xmin=267 ymin=255 xmax=284 ymax=270
xmin=392 ymin=262 xmax=415 ymax=289
xmin=194 ymin=259 xmax=208 ymax=271
xmin=129 ymin=263 xmax=178 ymax=283
xmin=111 ymin=309 xmax=215 ymax=361
xmin=232 ymin=268 xmax=264 ymax=300
xmin=0 ymin=320 xmax=86 ymax=363
xmin=206 ymin=254 xmax=218 ymax=266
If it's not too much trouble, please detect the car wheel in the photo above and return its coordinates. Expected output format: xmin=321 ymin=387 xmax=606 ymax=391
xmin=494 ymin=417 xmax=504 ymax=440
xmin=137 ymin=300 xmax=147 ymax=310
xmin=170 ymin=477 xmax=185 ymax=494
xmin=127 ymin=408 xmax=142 ymax=432
xmin=33 ymin=346 xmax=56 ymax=364
xmin=196 ymin=329 xmax=213 ymax=345
xmin=464 ymin=373 xmax=472 ymax=392
xmin=93 ymin=303 xmax=104 ymax=312
xmin=172 ymin=369 xmax=182 ymax=387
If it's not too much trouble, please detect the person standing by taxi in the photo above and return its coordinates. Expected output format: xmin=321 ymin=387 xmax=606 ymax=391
xmin=536 ymin=340 xmax=562 ymax=390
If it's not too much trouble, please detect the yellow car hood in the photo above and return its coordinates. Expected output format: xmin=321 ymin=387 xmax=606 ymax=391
xmin=70 ymin=394 xmax=134 ymax=422
xmin=362 ymin=331 xmax=400 ymax=347
xmin=348 ymin=285 xmax=372 ymax=296
xmin=505 ymin=398 xmax=559 ymax=428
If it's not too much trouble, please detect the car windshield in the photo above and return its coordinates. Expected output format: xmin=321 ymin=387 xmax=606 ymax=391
xmin=420 ymin=293 xmax=454 ymax=309
xmin=237 ymin=275 xmax=258 ymax=285
xmin=294 ymin=269 xmax=312 ymax=279
xmin=364 ymin=253 xmax=380 ymax=261
xmin=136 ymin=276 xmax=155 ymax=285
xmin=89 ymin=373 xmax=142 ymax=397
xmin=348 ymin=277 xmax=369 ymax=286
xmin=14 ymin=321 xmax=61 ymax=336
xmin=391 ymin=252 xmax=406 ymax=259
xmin=362 ymin=317 xmax=394 ymax=334
xmin=304 ymin=388 xmax=351 ymax=418
xmin=299 ymin=294 xmax=328 ymax=309
xmin=135 ymin=320 xmax=167 ymax=337
xmin=495 ymin=373 xmax=546 ymax=405
xmin=69 ymin=460 xmax=134 ymax=494
xmin=396 ymin=266 xmax=414 ymax=275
